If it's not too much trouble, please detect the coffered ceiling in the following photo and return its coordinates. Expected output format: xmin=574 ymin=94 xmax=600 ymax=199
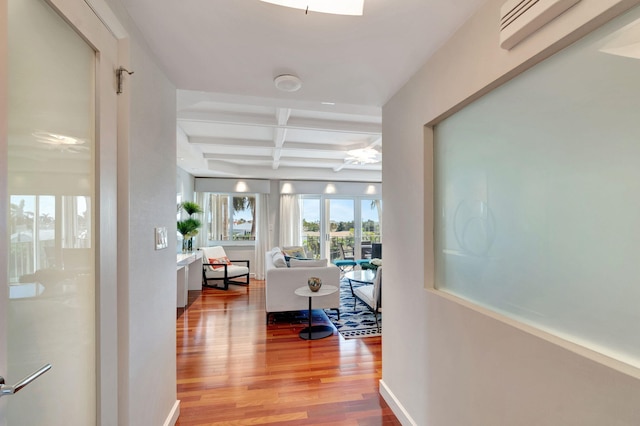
xmin=177 ymin=90 xmax=383 ymax=181
xmin=117 ymin=0 xmax=487 ymax=182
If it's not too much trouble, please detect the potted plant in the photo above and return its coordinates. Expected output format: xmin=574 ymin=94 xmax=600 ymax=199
xmin=177 ymin=201 xmax=202 ymax=252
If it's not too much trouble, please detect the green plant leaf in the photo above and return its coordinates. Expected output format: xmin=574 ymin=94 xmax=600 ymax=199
xmin=177 ymin=217 xmax=201 ymax=236
xmin=181 ymin=201 xmax=202 ymax=216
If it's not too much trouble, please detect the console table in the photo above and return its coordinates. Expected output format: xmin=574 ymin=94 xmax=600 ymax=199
xmin=294 ymin=284 xmax=338 ymax=340
xmin=176 ymin=251 xmax=202 ymax=308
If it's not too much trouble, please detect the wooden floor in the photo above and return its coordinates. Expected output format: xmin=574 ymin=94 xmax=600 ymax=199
xmin=176 ymin=279 xmax=400 ymax=426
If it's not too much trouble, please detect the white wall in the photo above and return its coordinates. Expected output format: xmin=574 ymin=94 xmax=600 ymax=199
xmin=381 ymin=0 xmax=640 ymax=425
xmin=177 ymin=166 xmax=195 ymax=204
xmin=108 ymin=1 xmax=180 ymax=425
xmin=126 ymin=39 xmax=177 ymax=426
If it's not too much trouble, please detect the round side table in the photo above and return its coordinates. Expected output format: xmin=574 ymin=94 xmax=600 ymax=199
xmin=294 ymin=284 xmax=339 ymax=340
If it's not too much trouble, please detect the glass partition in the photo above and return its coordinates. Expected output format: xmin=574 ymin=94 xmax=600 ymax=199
xmin=434 ymin=5 xmax=640 ymax=368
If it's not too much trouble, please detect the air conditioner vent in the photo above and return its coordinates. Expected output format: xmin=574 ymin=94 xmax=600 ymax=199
xmin=500 ymin=0 xmax=581 ymax=50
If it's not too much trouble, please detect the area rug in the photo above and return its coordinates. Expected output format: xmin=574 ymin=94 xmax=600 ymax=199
xmin=324 ymin=278 xmax=381 ymax=339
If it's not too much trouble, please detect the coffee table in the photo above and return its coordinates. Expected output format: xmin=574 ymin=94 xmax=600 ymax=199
xmin=343 ymin=269 xmax=375 ymax=296
xmin=294 ymin=284 xmax=339 ymax=340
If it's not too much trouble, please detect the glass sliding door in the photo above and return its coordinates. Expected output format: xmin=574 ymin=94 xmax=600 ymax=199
xmin=299 ymin=195 xmax=382 ymax=262
xmin=301 ymin=197 xmax=321 ymax=258
xmin=359 ymin=199 xmax=382 ymax=259
xmin=327 ymin=198 xmax=354 ymax=262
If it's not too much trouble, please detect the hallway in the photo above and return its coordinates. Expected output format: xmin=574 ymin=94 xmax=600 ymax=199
xmin=175 ymin=280 xmax=399 ymax=425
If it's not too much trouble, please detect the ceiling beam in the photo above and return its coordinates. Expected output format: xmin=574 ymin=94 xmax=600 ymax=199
xmin=178 ymin=110 xmax=381 ymax=135
xmin=333 ymin=161 xmax=350 ymax=173
xmin=203 ymin=153 xmax=344 ymax=166
xmin=367 ymin=136 xmax=382 ymax=148
xmin=272 ymin=108 xmax=291 ymax=169
xmin=190 ymin=136 xmax=376 ymax=155
xmin=275 ymin=108 xmax=291 ymax=127
xmin=203 ymin=153 xmax=272 ymax=162
xmin=201 ymin=162 xmax=382 ymax=182
xmin=177 ymin=90 xmax=382 ymax=118
xmin=202 ymin=153 xmax=381 ymax=171
xmin=188 ymin=137 xmax=274 ymax=148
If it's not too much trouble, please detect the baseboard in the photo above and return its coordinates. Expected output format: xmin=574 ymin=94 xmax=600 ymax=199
xmin=379 ymin=379 xmax=417 ymax=426
xmin=163 ymin=400 xmax=180 ymax=426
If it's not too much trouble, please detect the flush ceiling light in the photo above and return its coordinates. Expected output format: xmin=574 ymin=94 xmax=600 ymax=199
xmin=345 ymin=147 xmax=380 ymax=165
xmin=274 ymin=74 xmax=303 ymax=92
xmin=261 ymin=0 xmax=364 ymax=16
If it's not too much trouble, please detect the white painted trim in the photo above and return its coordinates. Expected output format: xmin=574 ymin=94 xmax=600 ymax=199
xmin=163 ymin=400 xmax=180 ymax=426
xmin=0 ymin=1 xmax=8 ymax=424
xmin=428 ymin=288 xmax=640 ymax=380
xmin=279 ymin=180 xmax=382 ymax=195
xmin=195 ymin=177 xmax=271 ymax=193
xmin=84 ymin=0 xmax=128 ymax=39
xmin=379 ymin=380 xmax=417 ymax=426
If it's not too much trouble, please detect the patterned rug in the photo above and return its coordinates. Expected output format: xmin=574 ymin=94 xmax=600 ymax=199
xmin=324 ymin=278 xmax=381 ymax=339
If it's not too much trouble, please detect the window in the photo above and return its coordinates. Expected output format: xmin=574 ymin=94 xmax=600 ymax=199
xmin=202 ymin=193 xmax=256 ymax=243
xmin=9 ymin=194 xmax=91 ymax=282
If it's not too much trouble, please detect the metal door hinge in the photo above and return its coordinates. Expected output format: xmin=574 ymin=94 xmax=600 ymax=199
xmin=116 ymin=66 xmax=134 ymax=94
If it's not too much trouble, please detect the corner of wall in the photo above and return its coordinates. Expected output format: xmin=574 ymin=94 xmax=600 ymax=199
xmin=163 ymin=400 xmax=180 ymax=426
xmin=379 ymin=380 xmax=417 ymax=426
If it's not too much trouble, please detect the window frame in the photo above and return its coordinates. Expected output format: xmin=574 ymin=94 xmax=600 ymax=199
xmin=201 ymin=192 xmax=257 ymax=246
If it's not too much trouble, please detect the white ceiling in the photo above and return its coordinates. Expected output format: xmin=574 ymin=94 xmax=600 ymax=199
xmin=118 ymin=0 xmax=486 ymax=181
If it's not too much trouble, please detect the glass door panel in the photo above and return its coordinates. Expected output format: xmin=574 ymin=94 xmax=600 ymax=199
xmin=360 ymin=199 xmax=382 ymax=259
xmin=301 ymin=197 xmax=321 ymax=259
xmin=327 ymin=199 xmax=354 ymax=262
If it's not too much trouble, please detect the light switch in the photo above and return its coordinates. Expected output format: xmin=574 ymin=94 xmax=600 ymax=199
xmin=155 ymin=227 xmax=168 ymax=250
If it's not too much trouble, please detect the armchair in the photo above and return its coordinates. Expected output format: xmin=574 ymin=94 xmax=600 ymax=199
xmin=199 ymin=246 xmax=250 ymax=290
xmin=353 ymin=266 xmax=382 ymax=332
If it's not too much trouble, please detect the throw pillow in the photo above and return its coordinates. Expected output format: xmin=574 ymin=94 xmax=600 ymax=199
xmin=208 ymin=256 xmax=231 ymax=270
xmin=289 ymin=258 xmax=327 ymax=268
xmin=272 ymin=251 xmax=287 ymax=268
xmin=282 ymin=246 xmax=306 ymax=259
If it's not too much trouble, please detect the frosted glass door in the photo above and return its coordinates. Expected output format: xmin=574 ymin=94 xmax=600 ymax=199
xmin=3 ymin=0 xmax=96 ymax=423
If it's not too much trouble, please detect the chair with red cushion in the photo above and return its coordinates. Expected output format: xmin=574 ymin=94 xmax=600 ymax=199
xmin=199 ymin=246 xmax=250 ymax=290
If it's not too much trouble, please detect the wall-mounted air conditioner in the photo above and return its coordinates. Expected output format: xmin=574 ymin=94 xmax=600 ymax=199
xmin=500 ymin=0 xmax=581 ymax=50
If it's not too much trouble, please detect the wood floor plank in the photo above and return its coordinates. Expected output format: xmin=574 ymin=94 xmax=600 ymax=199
xmin=176 ymin=279 xmax=400 ymax=426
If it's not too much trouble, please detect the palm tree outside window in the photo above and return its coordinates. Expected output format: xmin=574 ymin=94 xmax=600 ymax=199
xmin=199 ymin=193 xmax=257 ymax=243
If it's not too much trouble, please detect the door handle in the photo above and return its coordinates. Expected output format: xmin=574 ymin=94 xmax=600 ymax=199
xmin=0 ymin=364 xmax=52 ymax=398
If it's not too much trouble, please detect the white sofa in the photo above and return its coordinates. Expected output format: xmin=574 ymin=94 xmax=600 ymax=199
xmin=265 ymin=247 xmax=341 ymax=323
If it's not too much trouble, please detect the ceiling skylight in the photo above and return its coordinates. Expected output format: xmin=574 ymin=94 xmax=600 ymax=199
xmin=261 ymin=0 xmax=364 ymax=16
